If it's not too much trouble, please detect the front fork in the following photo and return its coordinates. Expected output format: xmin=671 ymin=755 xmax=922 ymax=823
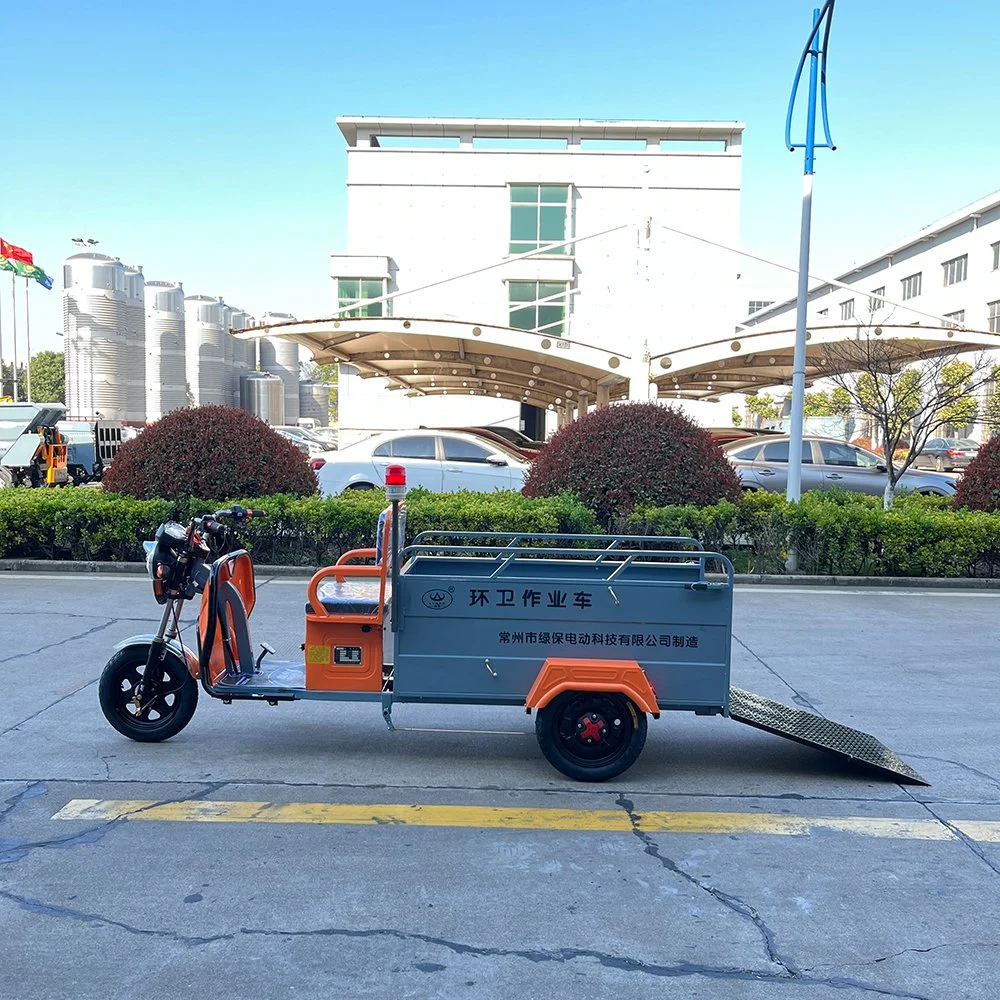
xmin=134 ymin=600 xmax=184 ymax=714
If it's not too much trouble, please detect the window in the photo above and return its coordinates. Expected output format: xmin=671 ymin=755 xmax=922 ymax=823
xmin=761 ymin=441 xmax=812 ymax=464
xmin=373 ymin=436 xmax=436 ymax=459
xmin=944 ymin=310 xmax=965 ymax=328
xmin=840 ymin=299 xmax=855 ymax=321
xmin=992 ymin=242 xmax=1000 ymax=271
xmin=820 ymin=442 xmax=878 ymax=468
xmin=901 ymin=273 xmax=922 ymax=300
xmin=817 ymin=308 xmax=829 ymax=317
xmin=747 ymin=300 xmax=773 ymax=314
xmin=442 ymin=438 xmax=493 ymax=463
xmin=337 ymin=278 xmax=386 ymax=318
xmin=942 ymin=255 xmax=968 ymax=286
xmin=869 ymin=287 xmax=885 ymax=310
xmin=508 ymin=281 xmax=569 ymax=335
xmin=509 ymin=184 xmax=570 ymax=255
xmin=728 ymin=444 xmax=761 ymax=460
xmin=989 ymin=300 xmax=1000 ymax=334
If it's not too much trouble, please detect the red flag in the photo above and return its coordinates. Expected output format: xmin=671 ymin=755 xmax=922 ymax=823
xmin=0 ymin=239 xmax=32 ymax=265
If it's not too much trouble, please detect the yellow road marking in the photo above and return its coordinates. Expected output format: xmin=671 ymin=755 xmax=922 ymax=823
xmin=51 ymin=798 xmax=1000 ymax=841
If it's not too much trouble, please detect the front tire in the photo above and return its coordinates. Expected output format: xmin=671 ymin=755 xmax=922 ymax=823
xmin=99 ymin=646 xmax=198 ymax=742
xmin=535 ymin=691 xmax=647 ymax=782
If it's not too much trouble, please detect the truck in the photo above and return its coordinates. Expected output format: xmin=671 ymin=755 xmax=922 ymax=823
xmin=0 ymin=403 xmax=69 ymax=487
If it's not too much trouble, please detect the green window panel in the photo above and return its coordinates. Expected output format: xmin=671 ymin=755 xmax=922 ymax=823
xmin=508 ymin=281 xmax=568 ymax=335
xmin=508 ymin=184 xmax=571 ymax=255
xmin=338 ymin=277 xmax=385 ymax=318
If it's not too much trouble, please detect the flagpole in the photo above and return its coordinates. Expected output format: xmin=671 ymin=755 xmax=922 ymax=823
xmin=24 ymin=278 xmax=32 ymax=402
xmin=10 ymin=273 xmax=17 ymax=403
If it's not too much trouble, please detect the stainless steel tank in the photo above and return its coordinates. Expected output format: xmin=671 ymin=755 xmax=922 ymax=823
xmin=184 ymin=295 xmax=227 ymax=407
xmin=298 ymin=380 xmax=331 ymax=427
xmin=123 ymin=265 xmax=146 ymax=423
xmin=225 ymin=308 xmax=251 ymax=408
xmin=258 ymin=312 xmax=299 ymax=423
xmin=144 ymin=281 xmax=187 ymax=420
xmin=62 ymin=253 xmax=129 ymax=421
xmin=240 ymin=371 xmax=284 ymax=426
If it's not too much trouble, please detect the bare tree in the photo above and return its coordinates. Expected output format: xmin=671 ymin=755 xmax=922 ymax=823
xmin=824 ymin=330 xmax=995 ymax=508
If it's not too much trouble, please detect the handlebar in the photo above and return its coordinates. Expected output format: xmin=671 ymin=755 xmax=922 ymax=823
xmin=195 ymin=506 xmax=268 ymax=540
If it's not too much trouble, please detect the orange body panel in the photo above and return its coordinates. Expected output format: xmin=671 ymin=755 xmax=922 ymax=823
xmin=304 ymin=620 xmax=384 ymax=691
xmin=524 ymin=658 xmax=660 ymax=717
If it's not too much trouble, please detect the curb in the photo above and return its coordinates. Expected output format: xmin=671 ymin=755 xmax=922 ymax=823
xmin=2 ymin=559 xmax=1000 ymax=589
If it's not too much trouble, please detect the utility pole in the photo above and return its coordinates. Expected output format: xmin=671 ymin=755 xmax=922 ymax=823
xmin=785 ymin=1 xmax=837 ymax=504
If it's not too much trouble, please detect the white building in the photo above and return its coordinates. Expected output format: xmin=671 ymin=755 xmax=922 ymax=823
xmin=330 ymin=116 xmax=745 ymax=436
xmin=741 ymin=192 xmax=1000 ymax=340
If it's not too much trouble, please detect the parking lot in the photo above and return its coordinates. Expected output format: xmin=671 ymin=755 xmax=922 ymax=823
xmin=1 ymin=572 xmax=998 ymax=999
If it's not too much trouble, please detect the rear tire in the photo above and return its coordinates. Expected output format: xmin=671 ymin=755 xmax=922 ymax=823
xmin=535 ymin=690 xmax=647 ymax=782
xmin=99 ymin=646 xmax=198 ymax=743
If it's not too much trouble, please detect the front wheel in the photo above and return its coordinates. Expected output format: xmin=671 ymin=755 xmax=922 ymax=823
xmin=99 ymin=646 xmax=198 ymax=742
xmin=535 ymin=691 xmax=647 ymax=782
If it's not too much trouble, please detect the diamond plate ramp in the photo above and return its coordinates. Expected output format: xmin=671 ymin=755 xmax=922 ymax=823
xmin=728 ymin=688 xmax=928 ymax=785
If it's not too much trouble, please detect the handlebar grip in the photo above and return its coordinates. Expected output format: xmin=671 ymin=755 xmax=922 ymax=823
xmin=201 ymin=518 xmax=226 ymax=537
xmin=246 ymin=509 xmax=267 ymax=519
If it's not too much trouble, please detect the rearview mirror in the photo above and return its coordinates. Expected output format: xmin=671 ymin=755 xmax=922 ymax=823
xmin=487 ymin=455 xmax=508 ymax=467
xmin=876 ymin=462 xmax=887 ymax=473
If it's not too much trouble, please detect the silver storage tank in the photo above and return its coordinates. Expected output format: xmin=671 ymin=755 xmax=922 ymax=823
xmin=63 ymin=253 xmax=129 ymax=421
xmin=144 ymin=281 xmax=187 ymax=420
xmin=184 ymin=295 xmax=227 ymax=407
xmin=298 ymin=380 xmax=331 ymax=427
xmin=258 ymin=312 xmax=299 ymax=423
xmin=226 ymin=309 xmax=250 ymax=408
xmin=240 ymin=371 xmax=284 ymax=426
xmin=123 ymin=265 xmax=146 ymax=423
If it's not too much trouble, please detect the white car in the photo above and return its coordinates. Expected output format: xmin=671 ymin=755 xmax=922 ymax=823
xmin=315 ymin=430 xmax=530 ymax=496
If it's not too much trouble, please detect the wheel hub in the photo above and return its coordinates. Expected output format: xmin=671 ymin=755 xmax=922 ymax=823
xmin=576 ymin=713 xmax=607 ymax=743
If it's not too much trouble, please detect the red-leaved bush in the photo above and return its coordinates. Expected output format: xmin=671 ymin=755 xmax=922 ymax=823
xmin=102 ymin=405 xmax=317 ymax=500
xmin=523 ymin=403 xmax=741 ymax=525
xmin=953 ymin=434 xmax=1000 ymax=512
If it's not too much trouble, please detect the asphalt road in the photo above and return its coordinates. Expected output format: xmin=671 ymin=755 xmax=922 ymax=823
xmin=1 ymin=572 xmax=998 ymax=1000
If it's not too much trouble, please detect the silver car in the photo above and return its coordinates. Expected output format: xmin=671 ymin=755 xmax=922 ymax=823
xmin=723 ymin=436 xmax=956 ymax=497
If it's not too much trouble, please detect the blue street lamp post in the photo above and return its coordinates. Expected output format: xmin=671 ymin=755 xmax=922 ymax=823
xmin=785 ymin=1 xmax=837 ymax=504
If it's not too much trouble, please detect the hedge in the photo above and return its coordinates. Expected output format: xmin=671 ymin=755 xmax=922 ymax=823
xmin=0 ymin=487 xmax=597 ymax=565
xmin=3 ymin=486 xmax=1000 ymax=577
xmin=628 ymin=489 xmax=1000 ymax=578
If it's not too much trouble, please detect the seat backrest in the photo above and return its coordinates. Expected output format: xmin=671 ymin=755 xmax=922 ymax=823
xmin=374 ymin=504 xmax=407 ymax=567
xmin=198 ymin=551 xmax=257 ymax=684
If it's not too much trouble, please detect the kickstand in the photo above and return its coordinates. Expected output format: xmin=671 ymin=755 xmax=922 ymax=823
xmin=381 ymin=695 xmax=395 ymax=731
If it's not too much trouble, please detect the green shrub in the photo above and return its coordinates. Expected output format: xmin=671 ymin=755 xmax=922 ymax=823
xmin=0 ymin=487 xmax=598 ymax=565
xmin=102 ymin=405 xmax=317 ymax=500
xmin=3 ymin=486 xmax=1000 ymax=577
xmin=523 ymin=402 xmax=741 ymax=526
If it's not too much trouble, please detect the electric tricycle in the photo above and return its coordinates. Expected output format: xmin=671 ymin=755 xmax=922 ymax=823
xmin=99 ymin=466 xmax=927 ymax=784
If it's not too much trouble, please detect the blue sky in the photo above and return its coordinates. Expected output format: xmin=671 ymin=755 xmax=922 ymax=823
xmin=3 ymin=0 xmax=998 ymax=356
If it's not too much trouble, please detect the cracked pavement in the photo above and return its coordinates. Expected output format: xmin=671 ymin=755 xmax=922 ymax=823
xmin=1 ymin=573 xmax=998 ymax=999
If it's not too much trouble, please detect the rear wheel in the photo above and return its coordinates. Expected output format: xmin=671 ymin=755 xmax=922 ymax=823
xmin=99 ymin=646 xmax=198 ymax=742
xmin=535 ymin=691 xmax=647 ymax=781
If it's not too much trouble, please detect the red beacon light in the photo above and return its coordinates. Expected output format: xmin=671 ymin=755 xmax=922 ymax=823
xmin=385 ymin=464 xmax=407 ymax=500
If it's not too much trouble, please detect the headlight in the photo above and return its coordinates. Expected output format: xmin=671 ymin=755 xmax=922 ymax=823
xmin=144 ymin=541 xmax=156 ymax=580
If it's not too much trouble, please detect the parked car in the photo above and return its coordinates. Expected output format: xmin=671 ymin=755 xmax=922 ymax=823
xmin=274 ymin=425 xmax=330 ymax=459
xmin=723 ymin=435 xmax=957 ymax=497
xmin=426 ymin=425 xmax=544 ymax=460
xmin=315 ymin=429 xmax=530 ymax=496
xmin=705 ymin=426 xmax=780 ymax=446
xmin=911 ymin=437 xmax=979 ymax=472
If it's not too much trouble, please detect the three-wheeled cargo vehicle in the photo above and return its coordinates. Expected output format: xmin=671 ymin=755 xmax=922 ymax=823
xmin=99 ymin=466 xmax=926 ymax=784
